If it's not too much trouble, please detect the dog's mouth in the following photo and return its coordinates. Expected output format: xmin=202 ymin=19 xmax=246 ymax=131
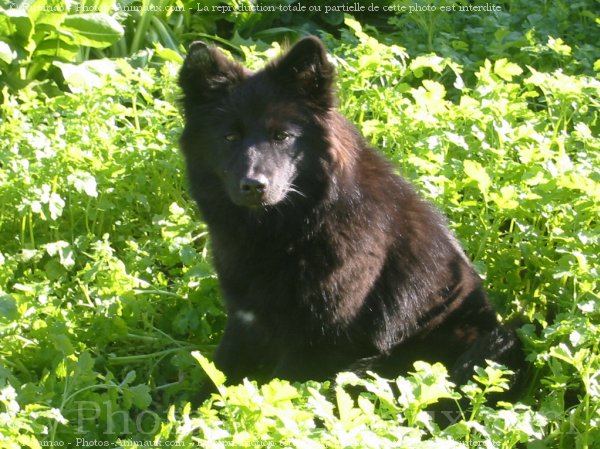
xmin=235 ymin=196 xmax=268 ymax=208
xmin=231 ymin=188 xmax=281 ymax=209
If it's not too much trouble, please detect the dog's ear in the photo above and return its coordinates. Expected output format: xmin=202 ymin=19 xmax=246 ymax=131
xmin=179 ymin=42 xmax=247 ymax=106
xmin=268 ymin=36 xmax=335 ymax=109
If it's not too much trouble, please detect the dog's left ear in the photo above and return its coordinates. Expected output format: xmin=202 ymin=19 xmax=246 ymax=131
xmin=268 ymin=36 xmax=335 ymax=109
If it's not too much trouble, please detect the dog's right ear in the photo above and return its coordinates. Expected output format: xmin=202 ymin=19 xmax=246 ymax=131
xmin=179 ymin=42 xmax=246 ymax=105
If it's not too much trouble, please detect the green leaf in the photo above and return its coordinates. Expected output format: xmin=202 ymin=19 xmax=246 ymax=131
xmin=547 ymin=37 xmax=571 ymax=56
xmin=410 ymin=54 xmax=446 ymax=76
xmin=61 ymin=14 xmax=124 ymax=48
xmin=121 ymin=370 xmax=137 ymax=387
xmin=68 ymin=171 xmax=98 ymax=197
xmin=263 ymin=382 xmax=299 ymax=405
xmin=153 ymin=44 xmax=184 ymax=64
xmin=0 ymin=9 xmax=33 ymax=45
xmin=54 ymin=59 xmax=120 ymax=90
xmin=34 ymin=38 xmax=80 ymax=61
xmin=463 ymin=160 xmax=491 ymax=195
xmin=335 ymin=385 xmax=355 ymax=424
xmin=44 ymin=240 xmax=75 ymax=269
xmin=493 ymin=58 xmax=523 ymax=81
xmin=75 ymin=351 xmax=95 ymax=378
xmin=0 ymin=41 xmax=16 ymax=64
xmin=51 ymin=334 xmax=74 ymax=356
xmin=128 ymin=384 xmax=152 ymax=409
xmin=0 ymin=294 xmax=18 ymax=323
xmin=192 ymin=351 xmax=226 ymax=389
xmin=44 ymin=259 xmax=66 ymax=281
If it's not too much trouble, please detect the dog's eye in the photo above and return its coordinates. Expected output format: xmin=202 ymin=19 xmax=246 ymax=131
xmin=273 ymin=132 xmax=289 ymax=142
xmin=224 ymin=133 xmax=240 ymax=142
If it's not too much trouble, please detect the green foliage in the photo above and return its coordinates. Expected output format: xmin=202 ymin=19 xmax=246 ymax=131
xmin=1 ymin=1 xmax=599 ymax=447
xmin=0 ymin=56 xmax=221 ymax=446
xmin=0 ymin=0 xmax=123 ymax=89
xmin=0 ymin=0 xmax=354 ymax=93
xmin=387 ymin=0 xmax=600 ymax=75
xmin=155 ymin=362 xmax=542 ymax=448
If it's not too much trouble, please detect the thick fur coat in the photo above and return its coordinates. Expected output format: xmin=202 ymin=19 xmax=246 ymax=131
xmin=178 ymin=36 xmax=525 ymax=392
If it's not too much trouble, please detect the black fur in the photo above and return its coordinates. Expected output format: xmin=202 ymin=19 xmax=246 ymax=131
xmin=178 ymin=36 xmax=525 ymax=396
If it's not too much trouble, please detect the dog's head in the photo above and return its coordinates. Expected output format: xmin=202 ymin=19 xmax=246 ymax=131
xmin=179 ymin=37 xmax=336 ymax=209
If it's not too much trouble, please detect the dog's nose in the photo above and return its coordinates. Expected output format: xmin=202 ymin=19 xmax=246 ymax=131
xmin=240 ymin=176 xmax=268 ymax=197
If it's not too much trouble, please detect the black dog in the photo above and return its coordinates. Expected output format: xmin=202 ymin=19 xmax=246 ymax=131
xmin=178 ymin=36 xmax=525 ymax=396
